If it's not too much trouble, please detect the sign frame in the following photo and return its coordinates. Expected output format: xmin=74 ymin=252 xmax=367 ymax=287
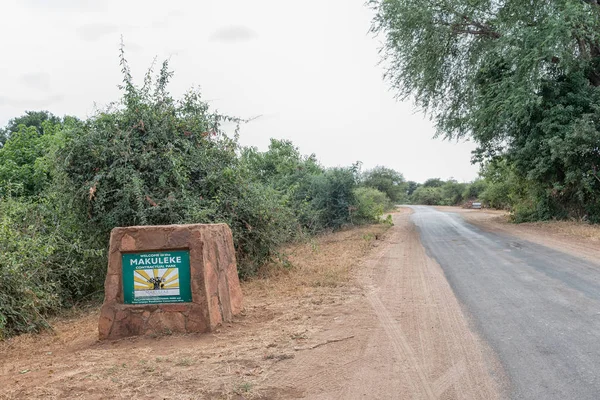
xmin=121 ymin=249 xmax=192 ymax=305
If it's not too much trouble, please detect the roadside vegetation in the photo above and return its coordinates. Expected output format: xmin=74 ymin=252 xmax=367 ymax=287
xmin=1 ymin=221 xmax=390 ymax=399
xmin=0 ymin=52 xmax=403 ymax=338
xmin=371 ymin=0 xmax=600 ymax=223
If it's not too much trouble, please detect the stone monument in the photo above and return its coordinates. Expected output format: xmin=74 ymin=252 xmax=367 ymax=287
xmin=98 ymin=223 xmax=243 ymax=339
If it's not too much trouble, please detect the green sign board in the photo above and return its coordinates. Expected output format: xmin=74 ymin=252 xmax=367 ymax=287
xmin=122 ymin=250 xmax=192 ymax=305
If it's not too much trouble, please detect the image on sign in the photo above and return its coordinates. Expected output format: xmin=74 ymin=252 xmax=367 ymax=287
xmin=134 ymin=268 xmax=180 ymax=298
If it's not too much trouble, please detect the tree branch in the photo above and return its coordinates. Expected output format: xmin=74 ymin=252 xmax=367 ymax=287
xmin=438 ymin=14 xmax=501 ymax=39
xmin=452 ymin=28 xmax=500 ymax=38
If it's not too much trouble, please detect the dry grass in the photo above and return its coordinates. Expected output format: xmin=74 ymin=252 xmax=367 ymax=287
xmin=510 ymin=220 xmax=600 ymax=242
xmin=441 ymin=206 xmax=600 ymax=265
xmin=437 ymin=206 xmax=600 ymax=243
xmin=0 ymin=222 xmax=391 ymax=400
xmin=246 ymin=223 xmax=389 ymax=295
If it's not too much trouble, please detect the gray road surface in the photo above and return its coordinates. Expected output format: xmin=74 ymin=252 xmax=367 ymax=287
xmin=410 ymin=206 xmax=600 ymax=400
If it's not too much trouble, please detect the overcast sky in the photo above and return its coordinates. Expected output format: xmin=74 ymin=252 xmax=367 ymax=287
xmin=0 ymin=0 xmax=479 ymax=183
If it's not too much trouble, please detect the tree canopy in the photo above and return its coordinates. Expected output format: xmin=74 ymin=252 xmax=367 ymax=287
xmin=370 ymin=0 xmax=600 ymax=221
xmin=370 ymin=0 xmax=600 ymax=142
xmin=361 ymin=166 xmax=407 ymax=203
xmin=0 ymin=111 xmax=61 ymax=147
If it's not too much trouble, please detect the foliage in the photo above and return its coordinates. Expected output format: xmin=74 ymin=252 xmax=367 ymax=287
xmin=478 ymin=159 xmax=522 ymax=210
xmin=506 ymin=72 xmax=600 ymax=221
xmin=218 ymin=182 xmax=297 ymax=277
xmin=361 ymin=166 xmax=407 ymax=203
xmin=422 ymin=178 xmax=444 ymax=188
xmin=242 ymin=139 xmax=323 ymax=188
xmin=370 ymin=0 xmax=600 ymax=222
xmin=370 ymin=0 xmax=600 ymax=141
xmin=440 ymin=180 xmax=468 ymax=205
xmin=60 ymin=53 xmax=304 ymax=278
xmin=411 ymin=186 xmax=444 ymax=205
xmin=241 ymin=139 xmax=325 ymax=233
xmin=0 ymin=111 xmax=61 ymax=147
xmin=352 ymin=187 xmax=391 ymax=223
xmin=409 ymin=178 xmax=486 ymax=206
xmin=406 ymin=180 xmax=419 ymax=196
xmin=462 ymin=179 xmax=487 ymax=201
xmin=243 ymin=142 xmax=361 ymax=232
xmin=0 ymin=199 xmax=60 ymax=337
xmin=0 ymin=52 xmax=391 ymax=337
xmin=308 ymin=167 xmax=359 ymax=229
xmin=0 ymin=122 xmax=63 ymax=197
xmin=0 ymin=196 xmax=105 ymax=338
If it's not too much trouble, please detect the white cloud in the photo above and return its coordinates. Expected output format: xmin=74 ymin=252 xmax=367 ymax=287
xmin=76 ymin=23 xmax=120 ymax=42
xmin=19 ymin=72 xmax=52 ymax=91
xmin=210 ymin=25 xmax=258 ymax=43
xmin=0 ymin=0 xmax=479 ymax=183
xmin=0 ymin=94 xmax=64 ymax=108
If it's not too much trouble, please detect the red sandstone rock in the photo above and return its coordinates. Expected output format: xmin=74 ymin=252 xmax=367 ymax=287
xmin=98 ymin=223 xmax=243 ymax=340
xmin=160 ymin=304 xmax=188 ymax=312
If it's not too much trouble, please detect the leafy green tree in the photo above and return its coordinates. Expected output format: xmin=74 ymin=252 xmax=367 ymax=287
xmin=0 ymin=123 xmax=62 ymax=197
xmin=479 ymin=158 xmax=525 ymax=210
xmin=507 ymin=72 xmax=600 ymax=220
xmin=352 ymin=187 xmax=390 ymax=223
xmin=441 ymin=179 xmax=467 ymax=205
xmin=411 ymin=186 xmax=444 ymax=205
xmin=462 ymin=179 xmax=487 ymax=200
xmin=361 ymin=166 xmax=407 ymax=203
xmin=308 ymin=167 xmax=358 ymax=229
xmin=0 ymin=113 xmax=80 ymax=197
xmin=422 ymin=178 xmax=444 ymax=188
xmin=370 ymin=0 xmax=600 ymax=142
xmin=370 ymin=0 xmax=600 ymax=221
xmin=60 ymin=52 xmax=295 ymax=276
xmin=406 ymin=180 xmax=419 ymax=196
xmin=0 ymin=111 xmax=61 ymax=146
xmin=0 ymin=126 xmax=45 ymax=196
xmin=241 ymin=139 xmax=325 ymax=232
xmin=242 ymin=140 xmax=362 ymax=232
xmin=242 ymin=139 xmax=322 ymax=187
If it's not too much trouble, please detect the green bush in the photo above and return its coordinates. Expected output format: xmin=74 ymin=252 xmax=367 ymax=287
xmin=0 ymin=52 xmax=393 ymax=338
xmin=440 ymin=180 xmax=467 ymax=205
xmin=0 ymin=197 xmax=105 ymax=338
xmin=410 ymin=186 xmax=444 ymax=205
xmin=361 ymin=166 xmax=407 ymax=203
xmin=352 ymin=187 xmax=390 ymax=223
xmin=60 ymin=55 xmax=291 ymax=277
xmin=480 ymin=181 xmax=512 ymax=209
xmin=307 ymin=167 xmax=357 ymax=229
xmin=220 ymin=182 xmax=296 ymax=278
xmin=462 ymin=179 xmax=487 ymax=201
xmin=0 ymin=199 xmax=60 ymax=337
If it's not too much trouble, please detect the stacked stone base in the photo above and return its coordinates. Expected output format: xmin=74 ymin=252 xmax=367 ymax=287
xmin=100 ymin=303 xmax=209 ymax=338
xmin=98 ymin=223 xmax=242 ymax=340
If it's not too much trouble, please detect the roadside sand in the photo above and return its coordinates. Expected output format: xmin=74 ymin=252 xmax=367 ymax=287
xmin=1 ymin=210 xmax=502 ymax=399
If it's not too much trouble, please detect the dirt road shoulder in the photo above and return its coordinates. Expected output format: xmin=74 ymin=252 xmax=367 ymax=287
xmin=1 ymin=209 xmax=503 ymax=399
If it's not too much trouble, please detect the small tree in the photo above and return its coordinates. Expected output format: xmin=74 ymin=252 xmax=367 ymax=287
xmin=362 ymin=166 xmax=407 ymax=203
xmin=60 ymin=50 xmax=293 ymax=275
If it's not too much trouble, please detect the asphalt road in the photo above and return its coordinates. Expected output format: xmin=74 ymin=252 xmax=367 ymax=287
xmin=410 ymin=206 xmax=600 ymax=400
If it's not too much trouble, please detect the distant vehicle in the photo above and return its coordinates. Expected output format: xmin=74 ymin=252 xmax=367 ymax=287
xmin=471 ymin=202 xmax=482 ymax=209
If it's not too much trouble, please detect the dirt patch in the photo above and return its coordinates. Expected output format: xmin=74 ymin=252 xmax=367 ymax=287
xmin=0 ymin=223 xmax=389 ymax=400
xmin=1 ymin=210 xmax=502 ymax=399
xmin=343 ymin=208 xmax=503 ymax=399
xmin=437 ymin=206 xmax=600 ymax=264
